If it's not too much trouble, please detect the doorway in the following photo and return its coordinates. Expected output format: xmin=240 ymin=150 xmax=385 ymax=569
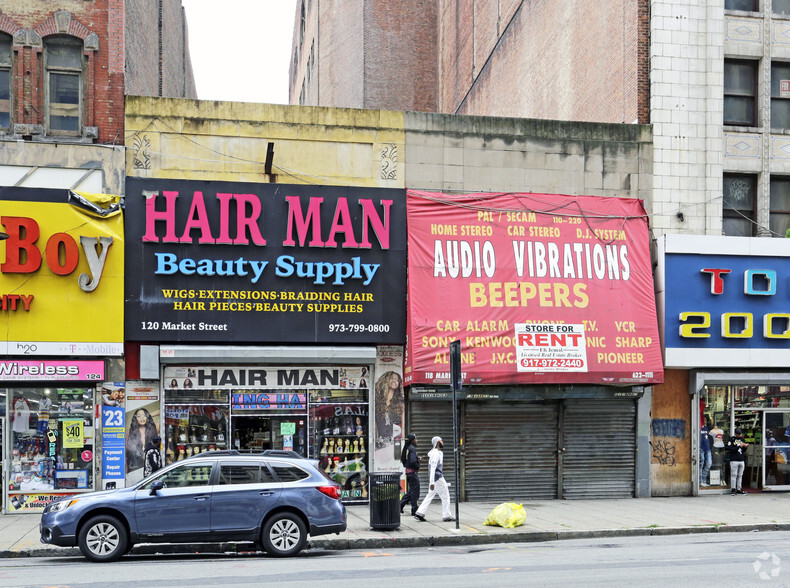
xmin=230 ymin=415 xmax=307 ymax=455
xmin=763 ymin=411 xmax=790 ymax=489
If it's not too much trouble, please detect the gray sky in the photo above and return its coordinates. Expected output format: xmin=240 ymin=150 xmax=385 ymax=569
xmin=181 ymin=0 xmax=298 ymax=104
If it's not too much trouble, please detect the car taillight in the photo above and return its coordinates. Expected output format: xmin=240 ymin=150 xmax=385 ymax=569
xmin=316 ymin=485 xmax=342 ymax=499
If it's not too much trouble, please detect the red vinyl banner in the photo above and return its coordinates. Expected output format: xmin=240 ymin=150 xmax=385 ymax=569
xmin=404 ymin=191 xmax=663 ymax=386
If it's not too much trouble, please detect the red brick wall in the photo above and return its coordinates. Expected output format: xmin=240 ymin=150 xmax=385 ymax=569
xmin=363 ymin=0 xmax=438 ymax=112
xmin=4 ymin=0 xmax=194 ymax=145
xmin=4 ymin=1 xmax=122 ymax=142
xmin=439 ymin=0 xmax=648 ymax=124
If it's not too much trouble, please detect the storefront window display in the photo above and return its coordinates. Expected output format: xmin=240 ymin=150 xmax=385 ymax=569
xmin=309 ymin=387 xmax=369 ymax=501
xmin=164 ymin=389 xmax=230 ymax=464
xmin=7 ymin=388 xmax=95 ymax=511
xmin=162 ymin=365 xmax=370 ymax=502
xmin=700 ymin=385 xmax=790 ymax=491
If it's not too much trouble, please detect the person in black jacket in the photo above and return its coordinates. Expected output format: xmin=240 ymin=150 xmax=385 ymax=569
xmin=399 ymin=433 xmax=420 ymax=515
xmin=726 ymin=428 xmax=749 ymax=494
xmin=143 ymin=435 xmax=162 ymax=478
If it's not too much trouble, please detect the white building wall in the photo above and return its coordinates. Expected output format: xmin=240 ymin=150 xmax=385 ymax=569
xmin=650 ymin=0 xmax=724 ymax=237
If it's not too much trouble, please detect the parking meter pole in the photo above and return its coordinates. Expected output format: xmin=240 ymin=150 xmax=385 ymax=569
xmin=450 ymin=340 xmax=461 ymax=530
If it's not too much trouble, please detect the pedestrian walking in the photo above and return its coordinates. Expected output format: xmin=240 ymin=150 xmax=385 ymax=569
xmin=400 ymin=433 xmax=420 ymax=516
xmin=143 ymin=435 xmax=163 ymax=478
xmin=726 ymin=427 xmax=748 ymax=494
xmin=414 ymin=436 xmax=455 ymax=522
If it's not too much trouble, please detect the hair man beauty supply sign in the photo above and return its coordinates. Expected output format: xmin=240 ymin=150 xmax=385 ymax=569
xmin=125 ymin=179 xmax=406 ymax=343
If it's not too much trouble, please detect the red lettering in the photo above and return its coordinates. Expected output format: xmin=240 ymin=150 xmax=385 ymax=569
xmin=232 ymin=194 xmax=266 ymax=245
xmin=143 ymin=190 xmax=179 ymax=243
xmin=517 ymin=333 xmax=532 ymax=345
xmin=283 ymin=195 xmax=324 ymax=247
xmin=179 ymin=191 xmax=213 ymax=244
xmin=701 ymin=268 xmax=731 ymax=295
xmin=1 ymin=216 xmax=42 ymax=273
xmin=45 ymin=233 xmax=79 ymax=276
xmin=325 ymin=197 xmax=359 ymax=248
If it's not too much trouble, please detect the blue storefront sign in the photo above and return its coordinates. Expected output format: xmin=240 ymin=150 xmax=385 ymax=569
xmin=660 ymin=235 xmax=790 ymax=368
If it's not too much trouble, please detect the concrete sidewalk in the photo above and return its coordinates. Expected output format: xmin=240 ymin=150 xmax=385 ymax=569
xmin=2 ymin=492 xmax=789 ymax=558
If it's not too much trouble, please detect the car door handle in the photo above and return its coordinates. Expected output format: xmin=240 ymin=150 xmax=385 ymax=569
xmin=193 ymin=495 xmax=210 ymax=501
xmin=259 ymin=490 xmax=275 ymax=496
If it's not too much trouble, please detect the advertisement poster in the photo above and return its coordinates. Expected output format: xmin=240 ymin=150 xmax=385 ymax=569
xmin=125 ymin=381 xmax=160 ymax=484
xmin=124 ymin=179 xmax=406 ymax=344
xmin=405 ymin=190 xmax=663 ymax=386
xmin=0 ymin=187 xmax=124 ymax=356
xmin=373 ymin=345 xmax=404 ymax=474
xmin=101 ymin=382 xmax=126 ymax=489
xmin=7 ymin=492 xmax=77 ymax=513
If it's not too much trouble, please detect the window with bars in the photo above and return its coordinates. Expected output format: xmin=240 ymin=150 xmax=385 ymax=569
xmin=45 ymin=36 xmax=83 ymax=135
xmin=0 ymin=34 xmax=11 ymax=130
xmin=723 ymin=174 xmax=757 ymax=236
xmin=724 ymin=60 xmax=758 ymax=126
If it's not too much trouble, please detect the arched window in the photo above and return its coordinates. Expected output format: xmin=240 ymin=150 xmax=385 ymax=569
xmin=0 ymin=33 xmax=12 ymax=130
xmin=45 ymin=36 xmax=83 ymax=134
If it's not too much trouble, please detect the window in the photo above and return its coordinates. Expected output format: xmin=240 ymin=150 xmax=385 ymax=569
xmin=770 ymin=177 xmax=790 ymax=237
xmin=220 ymin=464 xmax=263 ymax=485
xmin=726 ymin=0 xmax=758 ymax=10
xmin=724 ymin=60 xmax=757 ymax=126
xmin=271 ymin=463 xmax=309 ymax=482
xmin=775 ymin=0 xmax=790 ymax=15
xmin=144 ymin=463 xmax=213 ymax=489
xmin=45 ymin=36 xmax=83 ymax=134
xmin=0 ymin=34 xmax=11 ymax=129
xmin=723 ymin=174 xmax=757 ymax=236
xmin=772 ymin=63 xmax=790 ymax=129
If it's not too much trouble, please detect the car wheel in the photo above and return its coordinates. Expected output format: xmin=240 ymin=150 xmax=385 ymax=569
xmin=262 ymin=512 xmax=306 ymax=557
xmin=78 ymin=515 xmax=128 ymax=562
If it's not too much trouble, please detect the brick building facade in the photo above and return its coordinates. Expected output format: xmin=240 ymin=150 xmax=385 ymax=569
xmin=0 ymin=0 xmax=194 ymax=146
xmin=289 ymin=0 xmax=438 ymax=111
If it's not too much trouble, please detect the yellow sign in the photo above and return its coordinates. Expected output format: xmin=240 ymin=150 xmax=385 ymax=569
xmin=0 ymin=197 xmax=124 ymax=350
xmin=63 ymin=420 xmax=84 ymax=448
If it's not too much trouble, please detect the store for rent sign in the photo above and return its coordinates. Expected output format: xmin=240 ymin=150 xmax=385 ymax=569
xmin=405 ymin=190 xmax=663 ymax=386
xmin=515 ymin=323 xmax=587 ymax=372
xmin=0 ymin=189 xmax=124 ymax=356
xmin=125 ymin=179 xmax=406 ymax=344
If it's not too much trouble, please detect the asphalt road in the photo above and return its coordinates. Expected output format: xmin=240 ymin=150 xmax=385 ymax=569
xmin=0 ymin=531 xmax=788 ymax=587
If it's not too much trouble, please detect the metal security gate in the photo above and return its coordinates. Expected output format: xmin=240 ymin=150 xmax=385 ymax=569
xmin=408 ymin=402 xmax=456 ymax=501
xmin=464 ymin=402 xmax=559 ymax=501
xmin=561 ymin=399 xmax=636 ymax=499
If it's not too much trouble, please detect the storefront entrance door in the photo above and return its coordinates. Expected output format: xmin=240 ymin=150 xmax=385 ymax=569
xmin=231 ymin=415 xmax=307 ymax=455
xmin=763 ymin=412 xmax=790 ymax=490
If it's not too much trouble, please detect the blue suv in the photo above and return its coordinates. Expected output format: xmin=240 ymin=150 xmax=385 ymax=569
xmin=40 ymin=450 xmax=346 ymax=562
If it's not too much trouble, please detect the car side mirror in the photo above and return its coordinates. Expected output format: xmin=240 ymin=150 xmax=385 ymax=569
xmin=149 ymin=480 xmax=164 ymax=496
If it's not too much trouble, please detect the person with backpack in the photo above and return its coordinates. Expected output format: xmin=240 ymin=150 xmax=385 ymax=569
xmin=399 ymin=433 xmax=420 ymax=516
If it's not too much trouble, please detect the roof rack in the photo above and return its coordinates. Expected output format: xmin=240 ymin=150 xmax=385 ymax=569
xmin=261 ymin=450 xmax=304 ymax=458
xmin=185 ymin=450 xmax=242 ymax=458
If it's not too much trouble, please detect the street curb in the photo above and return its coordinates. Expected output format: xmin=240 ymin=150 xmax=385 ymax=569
xmin=5 ymin=523 xmax=788 ymax=559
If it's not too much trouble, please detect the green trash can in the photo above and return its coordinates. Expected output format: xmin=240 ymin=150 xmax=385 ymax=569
xmin=368 ymin=472 xmax=401 ymax=530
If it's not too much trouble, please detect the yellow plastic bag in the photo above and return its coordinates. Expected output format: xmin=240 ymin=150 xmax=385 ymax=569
xmin=483 ymin=502 xmax=527 ymax=528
